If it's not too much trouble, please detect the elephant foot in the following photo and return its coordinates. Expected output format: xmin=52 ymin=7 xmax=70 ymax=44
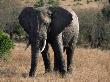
xmin=45 ymin=68 xmax=52 ymax=73
xmin=54 ymin=63 xmax=67 ymax=77
xmin=59 ymin=68 xmax=67 ymax=78
xmin=53 ymin=68 xmax=66 ymax=78
xmin=29 ymin=73 xmax=35 ymax=77
xmin=29 ymin=70 xmax=36 ymax=77
xmin=59 ymin=70 xmax=67 ymax=78
xmin=53 ymin=67 xmax=59 ymax=72
xmin=67 ymin=66 xmax=73 ymax=74
xmin=43 ymin=70 xmax=52 ymax=76
xmin=22 ymin=73 xmax=29 ymax=78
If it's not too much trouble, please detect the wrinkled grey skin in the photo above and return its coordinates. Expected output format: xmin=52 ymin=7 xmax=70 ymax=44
xmin=18 ymin=6 xmax=79 ymax=77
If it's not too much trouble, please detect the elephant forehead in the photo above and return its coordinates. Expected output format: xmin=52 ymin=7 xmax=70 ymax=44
xmin=40 ymin=12 xmax=51 ymax=23
xmin=36 ymin=7 xmax=51 ymax=23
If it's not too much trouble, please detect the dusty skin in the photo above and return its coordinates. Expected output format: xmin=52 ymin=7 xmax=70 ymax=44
xmin=0 ymin=43 xmax=110 ymax=82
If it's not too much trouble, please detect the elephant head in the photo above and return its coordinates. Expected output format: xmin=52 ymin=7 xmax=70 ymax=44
xmin=18 ymin=7 xmax=51 ymax=52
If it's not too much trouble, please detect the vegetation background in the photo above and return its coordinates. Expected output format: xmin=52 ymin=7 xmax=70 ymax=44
xmin=0 ymin=0 xmax=110 ymax=82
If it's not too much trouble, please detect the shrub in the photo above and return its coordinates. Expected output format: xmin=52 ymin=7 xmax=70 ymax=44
xmin=0 ymin=32 xmax=14 ymax=60
xmin=77 ymin=9 xmax=98 ymax=47
xmin=47 ymin=0 xmax=59 ymax=6
xmin=0 ymin=23 xmax=4 ymax=31
xmin=34 ymin=0 xmax=44 ymax=7
xmin=4 ymin=22 xmax=26 ymax=41
xmin=76 ymin=8 xmax=110 ymax=49
xmin=12 ymin=22 xmax=26 ymax=41
xmin=101 ymin=5 xmax=110 ymax=20
xmin=34 ymin=0 xmax=59 ymax=7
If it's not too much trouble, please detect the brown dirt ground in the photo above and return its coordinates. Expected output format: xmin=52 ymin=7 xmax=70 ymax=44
xmin=0 ymin=43 xmax=110 ymax=82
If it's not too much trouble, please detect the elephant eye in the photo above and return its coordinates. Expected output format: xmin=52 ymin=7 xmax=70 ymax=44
xmin=43 ymin=22 xmax=49 ymax=26
xmin=40 ymin=22 xmax=48 ymax=30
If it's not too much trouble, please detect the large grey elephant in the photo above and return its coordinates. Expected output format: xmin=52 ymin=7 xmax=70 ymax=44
xmin=18 ymin=6 xmax=79 ymax=77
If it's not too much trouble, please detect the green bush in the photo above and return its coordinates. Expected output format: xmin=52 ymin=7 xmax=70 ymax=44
xmin=13 ymin=22 xmax=25 ymax=37
xmin=77 ymin=9 xmax=98 ymax=47
xmin=34 ymin=0 xmax=59 ymax=7
xmin=34 ymin=0 xmax=44 ymax=7
xmin=0 ymin=32 xmax=14 ymax=60
xmin=76 ymin=8 xmax=110 ymax=49
xmin=101 ymin=5 xmax=110 ymax=20
xmin=47 ymin=0 xmax=59 ymax=6
xmin=0 ymin=23 xmax=4 ymax=31
xmin=4 ymin=22 xmax=26 ymax=41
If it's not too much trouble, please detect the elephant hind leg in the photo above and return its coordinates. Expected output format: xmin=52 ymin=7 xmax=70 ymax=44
xmin=66 ymin=46 xmax=75 ymax=73
xmin=66 ymin=36 xmax=77 ymax=73
xmin=66 ymin=35 xmax=78 ymax=73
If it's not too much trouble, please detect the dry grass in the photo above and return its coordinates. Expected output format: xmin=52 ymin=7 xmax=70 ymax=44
xmin=0 ymin=43 xmax=110 ymax=82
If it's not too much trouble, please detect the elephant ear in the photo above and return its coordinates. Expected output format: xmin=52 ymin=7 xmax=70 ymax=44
xmin=18 ymin=7 xmax=33 ymax=34
xmin=48 ymin=7 xmax=73 ymax=36
xmin=18 ymin=7 xmax=40 ymax=35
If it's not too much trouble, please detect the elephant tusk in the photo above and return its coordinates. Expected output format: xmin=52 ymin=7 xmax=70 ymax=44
xmin=41 ymin=40 xmax=46 ymax=52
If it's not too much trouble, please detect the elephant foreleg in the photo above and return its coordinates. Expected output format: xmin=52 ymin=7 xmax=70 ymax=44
xmin=41 ymin=43 xmax=52 ymax=73
xmin=51 ymin=34 xmax=66 ymax=75
xmin=29 ymin=44 xmax=39 ymax=77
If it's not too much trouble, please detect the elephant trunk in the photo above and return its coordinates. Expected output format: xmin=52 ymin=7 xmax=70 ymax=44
xmin=29 ymin=39 xmax=46 ymax=77
xmin=29 ymin=43 xmax=40 ymax=77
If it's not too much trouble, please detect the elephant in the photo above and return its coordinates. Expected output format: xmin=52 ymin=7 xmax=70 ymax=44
xmin=18 ymin=6 xmax=79 ymax=77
